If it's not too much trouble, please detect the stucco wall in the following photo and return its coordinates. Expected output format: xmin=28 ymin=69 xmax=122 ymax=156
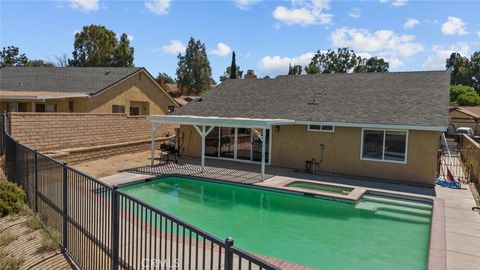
xmin=179 ymin=124 xmax=441 ymax=186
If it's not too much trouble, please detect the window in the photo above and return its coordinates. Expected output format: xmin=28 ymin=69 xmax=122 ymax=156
xmin=129 ymin=107 xmax=139 ymax=116
xmin=112 ymin=105 xmax=125 ymax=113
xmin=7 ymin=102 xmax=27 ymax=112
xmin=361 ymin=129 xmax=408 ymax=163
xmin=35 ymin=103 xmax=56 ymax=112
xmin=308 ymin=125 xmax=334 ymax=132
xmin=68 ymin=100 xmax=74 ymax=112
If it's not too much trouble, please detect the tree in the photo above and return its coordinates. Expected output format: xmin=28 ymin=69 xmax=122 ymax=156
xmin=0 ymin=46 xmax=28 ymax=67
xmin=69 ymin=25 xmax=134 ymax=67
xmin=305 ymin=48 xmax=359 ymax=74
xmin=25 ymin=59 xmax=54 ymax=67
xmin=446 ymin=52 xmax=472 ymax=86
xmin=450 ymin=85 xmax=480 ymax=106
xmin=156 ymin=72 xmax=175 ymax=84
xmin=51 ymin=54 xmax=71 ymax=67
xmin=219 ymin=52 xmax=243 ymax=82
xmin=354 ymin=57 xmax=389 ymax=73
xmin=288 ymin=64 xmax=302 ymax=75
xmin=112 ymin=33 xmax=134 ymax=67
xmin=176 ymin=37 xmax=213 ymax=95
xmin=305 ymin=48 xmax=389 ymax=74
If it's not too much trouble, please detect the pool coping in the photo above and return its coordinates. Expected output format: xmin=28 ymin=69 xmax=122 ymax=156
xmin=113 ymin=173 xmax=446 ymax=270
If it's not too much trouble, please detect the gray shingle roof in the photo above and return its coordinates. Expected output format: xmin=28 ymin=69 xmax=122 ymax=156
xmin=173 ymin=71 xmax=450 ymax=128
xmin=0 ymin=67 xmax=142 ymax=95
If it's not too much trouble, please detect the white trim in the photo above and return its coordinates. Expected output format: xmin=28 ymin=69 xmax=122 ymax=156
xmin=360 ymin=128 xmax=409 ymax=164
xmin=296 ymin=120 xmax=446 ymax=132
xmin=307 ymin=124 xmax=335 ymax=133
xmin=148 ymin=115 xmax=295 ymax=128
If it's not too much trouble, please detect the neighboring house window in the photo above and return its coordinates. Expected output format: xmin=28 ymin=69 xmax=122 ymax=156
xmin=112 ymin=105 xmax=125 ymax=113
xmin=130 ymin=107 xmax=140 ymax=116
xmin=35 ymin=103 xmax=56 ymax=112
xmin=361 ymin=129 xmax=408 ymax=163
xmin=68 ymin=100 xmax=74 ymax=112
xmin=7 ymin=102 xmax=27 ymax=112
xmin=308 ymin=125 xmax=334 ymax=132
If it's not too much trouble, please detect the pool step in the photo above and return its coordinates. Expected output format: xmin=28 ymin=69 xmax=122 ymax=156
xmin=361 ymin=195 xmax=432 ymax=210
xmin=356 ymin=196 xmax=432 ymax=223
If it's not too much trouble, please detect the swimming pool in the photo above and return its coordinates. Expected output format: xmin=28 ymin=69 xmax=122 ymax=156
xmin=285 ymin=181 xmax=353 ymax=195
xmin=120 ymin=176 xmax=432 ymax=270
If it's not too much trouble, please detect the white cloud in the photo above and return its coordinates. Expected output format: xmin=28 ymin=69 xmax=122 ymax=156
xmin=348 ymin=8 xmax=361 ymax=19
xmin=258 ymin=52 xmax=315 ymax=76
xmin=441 ymin=16 xmax=468 ymax=36
xmin=160 ymin=40 xmax=185 ymax=55
xmin=235 ymin=0 xmax=261 ymax=10
xmin=379 ymin=0 xmax=407 ymax=7
xmin=127 ymin=34 xmax=134 ymax=42
xmin=380 ymin=0 xmax=407 ymax=7
xmin=392 ymin=0 xmax=407 ymax=7
xmin=210 ymin=43 xmax=232 ymax=57
xmin=272 ymin=0 xmax=333 ymax=26
xmin=145 ymin=0 xmax=171 ymax=15
xmin=422 ymin=42 xmax=470 ymax=70
xmin=404 ymin=18 xmax=420 ymax=29
xmin=69 ymin=0 xmax=99 ymax=12
xmin=330 ymin=27 xmax=423 ymax=69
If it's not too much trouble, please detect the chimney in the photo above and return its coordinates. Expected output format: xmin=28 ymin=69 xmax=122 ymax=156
xmin=244 ymin=69 xmax=257 ymax=79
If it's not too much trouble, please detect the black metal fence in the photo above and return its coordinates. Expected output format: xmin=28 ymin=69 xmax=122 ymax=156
xmin=3 ymin=131 xmax=279 ymax=270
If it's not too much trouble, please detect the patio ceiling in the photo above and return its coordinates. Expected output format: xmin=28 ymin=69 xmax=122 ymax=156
xmin=147 ymin=115 xmax=295 ymax=128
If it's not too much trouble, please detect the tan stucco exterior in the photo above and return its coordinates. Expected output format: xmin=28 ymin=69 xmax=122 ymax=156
xmin=179 ymin=124 xmax=441 ymax=186
xmin=0 ymin=70 xmax=176 ymax=115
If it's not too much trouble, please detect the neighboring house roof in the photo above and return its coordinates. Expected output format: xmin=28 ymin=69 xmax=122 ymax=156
xmin=0 ymin=67 xmax=142 ymax=95
xmin=174 ymin=98 xmax=189 ymax=107
xmin=173 ymin=71 xmax=450 ymax=130
xmin=174 ymin=96 xmax=201 ymax=107
xmin=451 ymin=106 xmax=480 ymax=119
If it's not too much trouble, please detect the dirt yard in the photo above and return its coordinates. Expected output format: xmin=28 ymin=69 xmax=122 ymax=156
xmin=73 ymin=150 xmax=154 ymax=178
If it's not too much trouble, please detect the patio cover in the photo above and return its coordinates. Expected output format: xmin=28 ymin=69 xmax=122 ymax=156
xmin=147 ymin=115 xmax=295 ymax=180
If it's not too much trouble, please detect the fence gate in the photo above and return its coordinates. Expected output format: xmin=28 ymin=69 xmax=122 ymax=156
xmin=438 ymin=134 xmax=470 ymax=182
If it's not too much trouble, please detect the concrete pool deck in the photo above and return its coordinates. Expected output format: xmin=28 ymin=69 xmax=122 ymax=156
xmin=73 ymin=150 xmax=480 ymax=270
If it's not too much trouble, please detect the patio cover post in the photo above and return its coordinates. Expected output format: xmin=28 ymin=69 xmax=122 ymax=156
xmin=150 ymin=124 xmax=159 ymax=166
xmin=261 ymin=128 xmax=266 ymax=180
xmin=193 ymin=125 xmax=215 ymax=173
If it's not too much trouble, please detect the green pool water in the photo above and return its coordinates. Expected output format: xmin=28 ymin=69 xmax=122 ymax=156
xmin=120 ymin=176 xmax=432 ymax=270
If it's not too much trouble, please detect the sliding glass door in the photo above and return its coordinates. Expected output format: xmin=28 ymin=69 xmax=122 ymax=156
xmin=204 ymin=126 xmax=269 ymax=163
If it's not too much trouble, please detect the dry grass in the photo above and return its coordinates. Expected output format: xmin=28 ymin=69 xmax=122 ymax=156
xmin=0 ymin=231 xmax=18 ymax=247
xmin=0 ymin=251 xmax=24 ymax=270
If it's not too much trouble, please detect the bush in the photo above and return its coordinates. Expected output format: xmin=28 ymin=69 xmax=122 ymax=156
xmin=0 ymin=179 xmax=26 ymax=217
xmin=450 ymin=85 xmax=480 ymax=106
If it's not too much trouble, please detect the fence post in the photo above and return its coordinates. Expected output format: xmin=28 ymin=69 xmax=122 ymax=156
xmin=15 ymin=140 xmax=19 ymax=185
xmin=111 ymin=185 xmax=120 ymax=270
xmin=224 ymin=237 xmax=234 ymax=270
xmin=34 ymin=150 xmax=38 ymax=213
xmin=62 ymin=162 xmax=68 ymax=253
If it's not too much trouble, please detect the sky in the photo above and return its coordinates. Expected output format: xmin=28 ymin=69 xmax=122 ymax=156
xmin=1 ymin=0 xmax=479 ymax=81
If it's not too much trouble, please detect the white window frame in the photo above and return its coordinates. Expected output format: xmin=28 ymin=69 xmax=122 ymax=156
xmin=360 ymin=128 xmax=409 ymax=164
xmin=307 ymin=124 xmax=335 ymax=133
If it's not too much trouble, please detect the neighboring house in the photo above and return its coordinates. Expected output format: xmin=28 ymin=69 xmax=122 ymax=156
xmin=0 ymin=67 xmax=177 ymax=115
xmin=174 ymin=95 xmax=201 ymax=107
xmin=149 ymin=71 xmax=450 ymax=186
xmin=448 ymin=106 xmax=480 ymax=136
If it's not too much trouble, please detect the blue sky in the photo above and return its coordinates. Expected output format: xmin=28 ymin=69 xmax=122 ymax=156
xmin=1 ymin=0 xmax=479 ymax=80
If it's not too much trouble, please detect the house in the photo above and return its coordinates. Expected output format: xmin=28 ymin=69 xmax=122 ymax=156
xmin=148 ymin=71 xmax=450 ymax=186
xmin=174 ymin=95 xmax=202 ymax=107
xmin=448 ymin=106 xmax=480 ymax=136
xmin=0 ymin=67 xmax=177 ymax=115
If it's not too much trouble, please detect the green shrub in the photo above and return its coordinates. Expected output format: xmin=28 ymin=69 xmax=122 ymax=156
xmin=37 ymin=228 xmax=60 ymax=253
xmin=450 ymin=85 xmax=480 ymax=106
xmin=0 ymin=232 xmax=17 ymax=247
xmin=25 ymin=213 xmax=43 ymax=231
xmin=0 ymin=251 xmax=24 ymax=270
xmin=0 ymin=180 xmax=26 ymax=217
